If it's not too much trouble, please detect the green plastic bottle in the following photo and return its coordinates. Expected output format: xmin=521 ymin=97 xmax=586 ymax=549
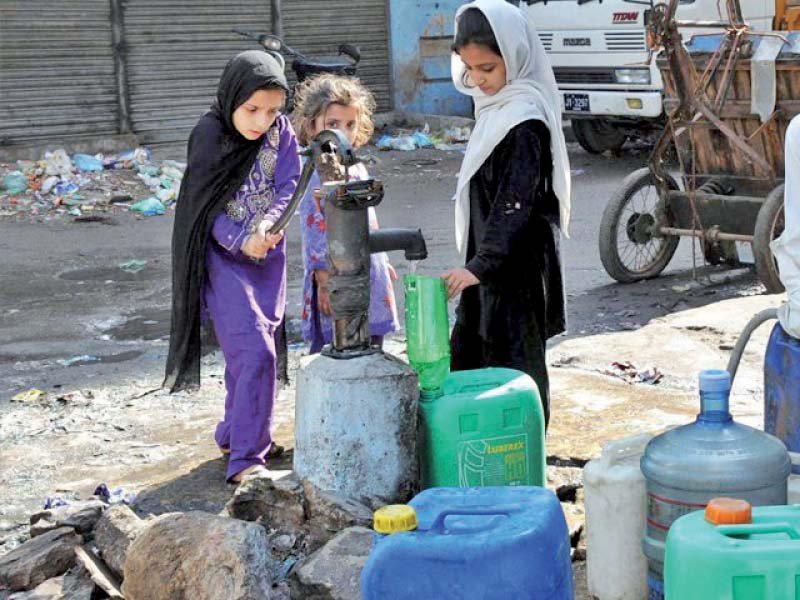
xmin=419 ymin=368 xmax=546 ymax=489
xmin=404 ymin=274 xmax=450 ymax=393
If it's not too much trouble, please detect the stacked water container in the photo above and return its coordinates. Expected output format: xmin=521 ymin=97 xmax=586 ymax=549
xmin=361 ymin=276 xmax=569 ymax=599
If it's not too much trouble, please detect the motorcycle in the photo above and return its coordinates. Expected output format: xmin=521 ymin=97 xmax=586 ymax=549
xmin=232 ymin=29 xmax=361 ymax=108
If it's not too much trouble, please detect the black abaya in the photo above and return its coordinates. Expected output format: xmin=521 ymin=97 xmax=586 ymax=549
xmin=450 ymin=119 xmax=565 ymax=426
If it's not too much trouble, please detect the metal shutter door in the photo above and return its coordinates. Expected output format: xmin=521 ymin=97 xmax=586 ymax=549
xmin=123 ymin=0 xmax=272 ymax=146
xmin=0 ymin=1 xmax=118 ymax=146
xmin=282 ymin=0 xmax=392 ymax=111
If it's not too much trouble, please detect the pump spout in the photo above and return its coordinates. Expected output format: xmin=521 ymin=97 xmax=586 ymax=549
xmin=368 ymin=228 xmax=428 ymax=261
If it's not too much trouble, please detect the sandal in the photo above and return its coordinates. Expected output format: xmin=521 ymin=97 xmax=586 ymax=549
xmin=266 ymin=442 xmax=285 ymax=460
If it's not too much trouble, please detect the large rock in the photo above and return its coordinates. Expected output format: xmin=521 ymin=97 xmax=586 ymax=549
xmin=7 ymin=576 xmax=65 ymax=599
xmin=290 ymin=527 xmax=373 ymax=600
xmin=5 ymin=565 xmax=94 ymax=600
xmin=92 ymin=504 xmax=146 ymax=578
xmin=0 ymin=527 xmax=82 ymax=591
xmin=122 ymin=511 xmax=275 ymax=600
xmin=225 ymin=473 xmax=373 ymax=552
xmin=61 ymin=564 xmax=97 ymax=600
xmin=29 ymin=501 xmax=106 ymax=538
xmin=226 ymin=473 xmax=306 ymax=530
xmin=303 ymin=483 xmax=372 ymax=549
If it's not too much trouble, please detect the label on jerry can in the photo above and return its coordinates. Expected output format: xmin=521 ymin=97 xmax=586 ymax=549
xmin=457 ymin=434 xmax=529 ymax=486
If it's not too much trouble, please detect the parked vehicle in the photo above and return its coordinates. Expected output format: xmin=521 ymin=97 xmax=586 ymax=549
xmin=598 ymin=0 xmax=800 ymax=292
xmin=524 ymin=0 xmax=774 ymax=154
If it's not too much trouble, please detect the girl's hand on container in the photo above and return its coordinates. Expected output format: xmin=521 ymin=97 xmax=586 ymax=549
xmin=441 ymin=268 xmax=480 ymax=299
xmin=387 ymin=263 xmax=398 ymax=281
xmin=314 ymin=269 xmax=333 ymax=315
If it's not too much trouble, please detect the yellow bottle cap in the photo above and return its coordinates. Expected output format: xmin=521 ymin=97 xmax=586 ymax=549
xmin=373 ymin=505 xmax=418 ymax=534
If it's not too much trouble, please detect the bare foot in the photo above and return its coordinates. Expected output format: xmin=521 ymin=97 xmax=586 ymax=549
xmin=230 ymin=464 xmax=269 ymax=483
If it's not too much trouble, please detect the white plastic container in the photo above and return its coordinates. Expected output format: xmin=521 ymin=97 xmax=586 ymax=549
xmin=584 ymin=433 xmax=652 ymax=600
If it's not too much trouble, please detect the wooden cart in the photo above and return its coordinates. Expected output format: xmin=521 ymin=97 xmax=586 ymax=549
xmin=599 ymin=0 xmax=800 ymax=292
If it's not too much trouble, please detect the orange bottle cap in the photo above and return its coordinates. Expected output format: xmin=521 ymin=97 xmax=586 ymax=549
xmin=705 ymin=497 xmax=752 ymax=525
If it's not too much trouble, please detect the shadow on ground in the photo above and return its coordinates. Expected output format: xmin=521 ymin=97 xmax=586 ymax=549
xmin=133 ymin=451 xmax=295 ymax=517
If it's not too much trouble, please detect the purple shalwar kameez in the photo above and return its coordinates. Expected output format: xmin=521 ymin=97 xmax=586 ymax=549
xmin=299 ymin=163 xmax=399 ymax=352
xmin=203 ymin=115 xmax=301 ymax=480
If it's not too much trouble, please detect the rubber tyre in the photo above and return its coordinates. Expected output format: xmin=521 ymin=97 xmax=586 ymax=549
xmin=753 ymin=184 xmax=786 ymax=294
xmin=599 ymin=167 xmax=680 ymax=283
xmin=572 ymin=119 xmax=627 ymax=155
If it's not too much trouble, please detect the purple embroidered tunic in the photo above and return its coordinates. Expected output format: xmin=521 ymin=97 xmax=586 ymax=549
xmin=203 ymin=114 xmax=300 ymax=479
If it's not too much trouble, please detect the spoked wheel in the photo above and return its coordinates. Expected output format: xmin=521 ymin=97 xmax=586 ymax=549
xmin=599 ymin=167 xmax=680 ymax=283
xmin=753 ymin=184 xmax=785 ymax=294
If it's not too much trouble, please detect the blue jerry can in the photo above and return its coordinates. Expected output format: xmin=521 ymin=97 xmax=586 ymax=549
xmin=765 ymin=323 xmax=800 ymax=473
xmin=361 ymin=486 xmax=574 ymax=600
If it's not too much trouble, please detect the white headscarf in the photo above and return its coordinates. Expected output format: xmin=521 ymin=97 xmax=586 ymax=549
xmin=452 ymin=0 xmax=571 ymax=259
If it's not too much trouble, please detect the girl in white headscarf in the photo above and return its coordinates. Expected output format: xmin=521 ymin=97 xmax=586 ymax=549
xmin=441 ymin=0 xmax=571 ymax=426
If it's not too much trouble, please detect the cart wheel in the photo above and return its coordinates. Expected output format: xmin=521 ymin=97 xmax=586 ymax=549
xmin=572 ymin=119 xmax=626 ymax=155
xmin=599 ymin=167 xmax=680 ymax=283
xmin=753 ymin=184 xmax=785 ymax=294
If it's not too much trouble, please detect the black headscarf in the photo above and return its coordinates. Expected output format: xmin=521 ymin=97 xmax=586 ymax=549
xmin=164 ymin=50 xmax=289 ymax=392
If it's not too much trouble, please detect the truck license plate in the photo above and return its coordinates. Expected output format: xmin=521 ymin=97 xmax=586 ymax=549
xmin=564 ymin=93 xmax=590 ymax=112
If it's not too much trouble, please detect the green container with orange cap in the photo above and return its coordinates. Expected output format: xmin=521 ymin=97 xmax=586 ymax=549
xmin=665 ymin=498 xmax=800 ymax=599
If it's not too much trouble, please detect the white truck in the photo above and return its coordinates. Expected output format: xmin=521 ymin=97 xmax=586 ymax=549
xmin=524 ymin=0 xmax=775 ymax=154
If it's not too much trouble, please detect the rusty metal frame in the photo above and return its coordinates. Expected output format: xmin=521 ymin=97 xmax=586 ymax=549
xmin=645 ymin=0 xmax=789 ymax=270
xmin=649 ymin=0 xmax=777 ymax=183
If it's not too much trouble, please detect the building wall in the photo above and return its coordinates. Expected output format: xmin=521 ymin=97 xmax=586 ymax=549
xmin=389 ymin=0 xmax=472 ymax=116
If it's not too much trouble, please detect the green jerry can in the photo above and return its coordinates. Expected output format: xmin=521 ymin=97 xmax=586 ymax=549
xmin=665 ymin=498 xmax=800 ymax=600
xmin=419 ymin=367 xmax=546 ymax=489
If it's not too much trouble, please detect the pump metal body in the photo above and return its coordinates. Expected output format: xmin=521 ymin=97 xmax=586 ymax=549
xmin=293 ymin=129 xmax=428 ymax=357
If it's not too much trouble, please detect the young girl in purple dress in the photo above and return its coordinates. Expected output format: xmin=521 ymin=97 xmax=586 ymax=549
xmin=292 ymin=75 xmax=399 ymax=352
xmin=165 ymin=51 xmax=301 ymax=483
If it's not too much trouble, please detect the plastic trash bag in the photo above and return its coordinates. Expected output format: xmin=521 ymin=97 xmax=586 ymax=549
xmin=72 ymin=153 xmax=104 ymax=172
xmin=2 ymin=171 xmax=28 ymax=194
xmin=130 ymin=196 xmax=165 ymax=216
